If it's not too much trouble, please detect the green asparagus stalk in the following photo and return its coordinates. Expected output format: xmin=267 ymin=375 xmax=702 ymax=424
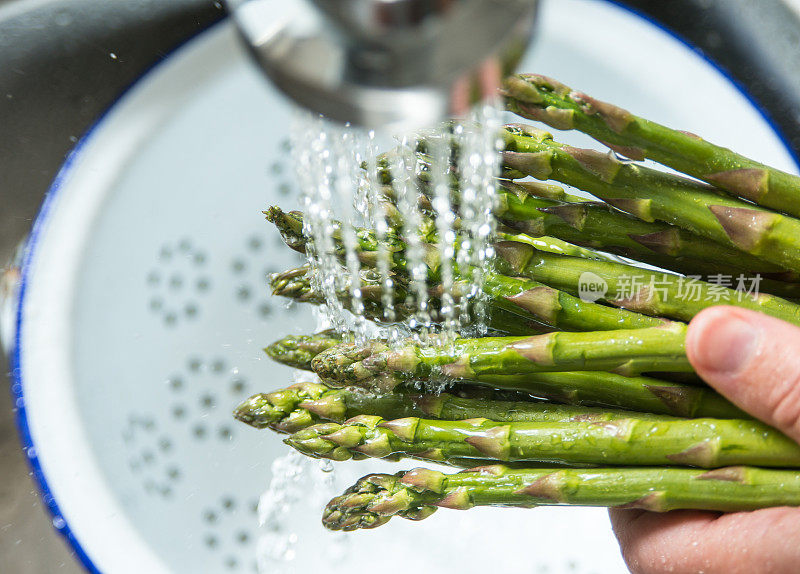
xmin=500 ymin=124 xmax=800 ymax=274
xmin=269 ymin=208 xmax=800 ymax=325
xmin=270 ymin=265 xmax=554 ymax=336
xmin=261 ymin=329 xmax=745 ymax=419
xmin=267 ymin=205 xmax=612 ymax=275
xmin=261 ymin=330 xmax=746 ymax=418
xmin=474 ymin=371 xmax=747 ymax=419
xmin=285 ymin=414 xmax=800 ymax=468
xmin=504 ymin=73 xmax=800 ymax=218
xmin=311 ymin=323 xmax=691 ymax=391
xmin=265 ymin=330 xmax=342 ymax=371
xmin=479 ymin=267 xmax=667 ymax=331
xmin=271 ymin=262 xmax=666 ymax=336
xmin=497 ymin=180 xmax=783 ymax=276
xmin=233 ymin=381 xmax=682 ymax=434
xmin=494 ymin=239 xmax=800 ymax=326
xmin=323 ymin=465 xmax=800 ymax=530
xmin=265 ymin=206 xmax=438 ymax=275
xmin=399 ymin=141 xmax=777 ymax=276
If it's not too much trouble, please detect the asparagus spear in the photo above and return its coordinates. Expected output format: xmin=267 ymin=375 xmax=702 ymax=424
xmin=504 ymin=73 xmax=800 ymax=218
xmin=269 ymin=208 xmax=800 ymax=324
xmin=285 ymin=414 xmax=800 ymax=468
xmin=323 ymin=465 xmax=800 ymax=530
xmin=234 ymin=382 xmax=681 ymax=434
xmin=494 ymin=239 xmax=800 ymax=326
xmin=500 ymin=124 xmax=800 ymax=274
xmin=399 ymin=142 xmax=779 ymax=276
xmin=474 ymin=371 xmax=747 ymax=419
xmin=265 ymin=330 xmax=342 ymax=371
xmin=270 ymin=265 xmax=554 ymax=336
xmin=267 ymin=205 xmax=613 ymax=273
xmin=261 ymin=330 xmax=745 ymax=418
xmin=312 ymin=323 xmax=691 ymax=391
xmin=497 ymin=180 xmax=783 ymax=276
xmin=272 ymin=262 xmax=665 ymax=335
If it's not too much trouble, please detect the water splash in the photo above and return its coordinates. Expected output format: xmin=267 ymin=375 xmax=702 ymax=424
xmin=290 ymin=107 xmax=500 ymax=343
xmin=390 ymin=135 xmax=433 ymax=343
xmin=256 ymin=451 xmax=307 ymax=570
xmin=260 ymin=103 xmax=503 ymax=572
xmin=453 ymin=104 xmax=502 ymax=337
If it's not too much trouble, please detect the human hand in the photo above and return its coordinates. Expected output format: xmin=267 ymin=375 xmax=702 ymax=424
xmin=610 ymin=306 xmax=800 ymax=574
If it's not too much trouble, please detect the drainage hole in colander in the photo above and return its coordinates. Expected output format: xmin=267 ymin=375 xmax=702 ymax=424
xmin=258 ymin=303 xmax=272 ymax=318
xmin=236 ymin=285 xmax=251 ymax=302
xmin=247 ymin=236 xmax=262 ymax=252
xmin=230 ymin=378 xmax=247 ymax=394
xmin=185 ymin=302 xmax=199 ymax=318
xmin=188 ymin=357 xmax=202 ymax=372
xmin=218 ymin=425 xmax=233 ymax=441
xmin=231 ymin=259 xmax=247 ymax=274
xmin=269 ymin=160 xmax=284 ymax=176
xmin=200 ymin=394 xmax=216 ymax=409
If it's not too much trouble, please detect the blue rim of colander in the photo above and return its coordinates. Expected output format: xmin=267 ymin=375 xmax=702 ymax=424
xmin=9 ymin=4 xmax=800 ymax=574
xmin=7 ymin=16 xmax=227 ymax=574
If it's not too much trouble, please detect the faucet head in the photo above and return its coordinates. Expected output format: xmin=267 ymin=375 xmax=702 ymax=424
xmin=226 ymin=0 xmax=538 ymax=131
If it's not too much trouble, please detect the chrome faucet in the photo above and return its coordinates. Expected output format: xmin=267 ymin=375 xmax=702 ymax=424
xmin=225 ymin=0 xmax=539 ymax=130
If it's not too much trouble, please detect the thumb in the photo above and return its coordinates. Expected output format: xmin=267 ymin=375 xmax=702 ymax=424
xmin=687 ymin=306 xmax=800 ymax=444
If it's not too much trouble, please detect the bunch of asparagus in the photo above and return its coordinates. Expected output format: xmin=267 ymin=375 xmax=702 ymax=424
xmin=236 ymin=73 xmax=800 ymax=532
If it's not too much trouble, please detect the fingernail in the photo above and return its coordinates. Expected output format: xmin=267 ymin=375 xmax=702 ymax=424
xmin=691 ymin=315 xmax=760 ymax=375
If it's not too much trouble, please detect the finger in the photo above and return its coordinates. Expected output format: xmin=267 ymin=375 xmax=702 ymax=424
xmin=609 ymin=507 xmax=800 ymax=574
xmin=686 ymin=306 xmax=800 ymax=443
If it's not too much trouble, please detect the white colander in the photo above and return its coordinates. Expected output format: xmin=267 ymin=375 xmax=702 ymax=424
xmin=4 ymin=1 xmax=798 ymax=573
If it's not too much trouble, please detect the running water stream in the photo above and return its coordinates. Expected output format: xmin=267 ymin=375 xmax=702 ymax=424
xmin=290 ymin=106 xmax=501 ymax=345
xmin=258 ymin=105 xmax=502 ymax=572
